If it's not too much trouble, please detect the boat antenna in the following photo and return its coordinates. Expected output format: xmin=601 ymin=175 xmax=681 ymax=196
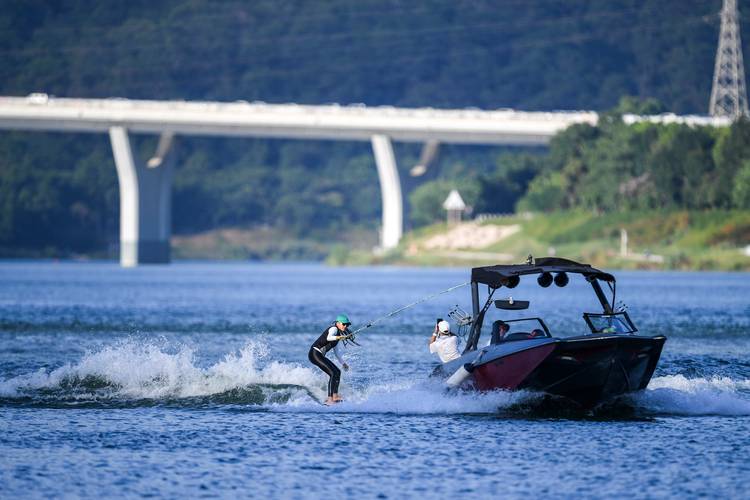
xmin=346 ymin=281 xmax=470 ymax=339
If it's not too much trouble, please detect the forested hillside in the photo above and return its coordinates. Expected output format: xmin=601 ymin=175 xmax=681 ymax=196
xmin=1 ymin=0 xmax=748 ymax=257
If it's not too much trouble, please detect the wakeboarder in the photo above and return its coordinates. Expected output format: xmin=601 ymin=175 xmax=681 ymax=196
xmin=309 ymin=314 xmax=351 ymax=404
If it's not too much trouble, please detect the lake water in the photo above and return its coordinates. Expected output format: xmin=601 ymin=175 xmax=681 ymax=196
xmin=1 ymin=262 xmax=749 ymax=498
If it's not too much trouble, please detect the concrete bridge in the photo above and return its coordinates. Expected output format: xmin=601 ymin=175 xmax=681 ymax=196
xmin=0 ymin=94 xmax=727 ymax=266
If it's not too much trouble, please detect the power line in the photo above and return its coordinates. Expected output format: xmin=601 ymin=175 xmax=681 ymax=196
xmin=0 ymin=1 xmax=725 ymax=110
xmin=22 ymin=14 xmax=711 ymax=92
xmin=0 ymin=5 xmax=716 ymax=73
xmin=0 ymin=3 xmax=719 ymax=58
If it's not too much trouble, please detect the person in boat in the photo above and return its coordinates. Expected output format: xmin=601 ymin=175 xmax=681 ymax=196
xmin=429 ymin=320 xmax=461 ymax=363
xmin=490 ymin=320 xmax=510 ymax=344
xmin=309 ymin=314 xmax=351 ymax=405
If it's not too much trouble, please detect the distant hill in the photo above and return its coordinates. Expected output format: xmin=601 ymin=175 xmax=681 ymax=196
xmin=1 ymin=0 xmax=742 ymax=112
xmin=1 ymin=0 xmax=749 ymax=257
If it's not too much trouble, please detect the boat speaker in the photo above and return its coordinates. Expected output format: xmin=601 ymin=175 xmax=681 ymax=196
xmin=506 ymin=276 xmax=520 ymax=288
xmin=538 ymin=272 xmax=553 ymax=287
xmin=554 ymin=272 xmax=569 ymax=287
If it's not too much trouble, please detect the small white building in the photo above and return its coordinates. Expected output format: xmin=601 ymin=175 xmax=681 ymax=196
xmin=443 ymin=189 xmax=466 ymax=225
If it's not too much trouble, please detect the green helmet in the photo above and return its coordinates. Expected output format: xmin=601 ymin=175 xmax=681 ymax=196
xmin=336 ymin=313 xmax=351 ymax=325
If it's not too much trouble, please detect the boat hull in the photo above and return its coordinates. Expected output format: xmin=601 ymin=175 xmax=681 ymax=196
xmin=518 ymin=335 xmax=666 ymax=407
xmin=440 ymin=335 xmax=666 ymax=408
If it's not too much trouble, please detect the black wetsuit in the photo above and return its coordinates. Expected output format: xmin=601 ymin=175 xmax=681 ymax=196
xmin=308 ymin=326 xmax=343 ymax=397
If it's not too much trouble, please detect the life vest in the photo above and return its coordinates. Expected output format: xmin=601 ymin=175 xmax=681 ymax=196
xmin=311 ymin=325 xmax=340 ymax=355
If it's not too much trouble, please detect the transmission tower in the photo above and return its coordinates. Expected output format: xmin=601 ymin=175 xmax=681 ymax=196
xmin=709 ymin=0 xmax=749 ymax=118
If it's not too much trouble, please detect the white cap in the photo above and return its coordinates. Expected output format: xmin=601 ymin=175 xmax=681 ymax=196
xmin=438 ymin=320 xmax=450 ymax=333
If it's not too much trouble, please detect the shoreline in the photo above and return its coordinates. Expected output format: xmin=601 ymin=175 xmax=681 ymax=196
xmin=1 ymin=258 xmax=749 ymax=273
xmin=3 ymin=210 xmax=749 ymax=271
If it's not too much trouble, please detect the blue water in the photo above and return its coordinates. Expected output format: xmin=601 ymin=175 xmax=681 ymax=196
xmin=1 ymin=262 xmax=749 ymax=498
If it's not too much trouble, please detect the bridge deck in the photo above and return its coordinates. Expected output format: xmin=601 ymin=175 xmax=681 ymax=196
xmin=0 ymin=95 xmax=599 ymax=145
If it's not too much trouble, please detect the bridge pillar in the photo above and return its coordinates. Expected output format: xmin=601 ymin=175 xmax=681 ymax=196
xmin=371 ymin=134 xmax=403 ymax=249
xmin=109 ymin=127 xmax=173 ymax=266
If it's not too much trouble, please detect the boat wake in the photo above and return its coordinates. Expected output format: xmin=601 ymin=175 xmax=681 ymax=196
xmin=2 ymin=340 xmax=749 ymax=417
xmin=630 ymin=374 xmax=750 ymax=416
xmin=0 ymin=340 xmax=322 ymax=408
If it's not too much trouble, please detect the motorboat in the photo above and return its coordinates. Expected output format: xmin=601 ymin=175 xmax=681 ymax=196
xmin=433 ymin=257 xmax=666 ymax=408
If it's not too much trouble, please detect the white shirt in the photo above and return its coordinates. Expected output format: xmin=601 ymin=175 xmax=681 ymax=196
xmin=326 ymin=326 xmax=346 ymax=365
xmin=429 ymin=334 xmax=460 ymax=363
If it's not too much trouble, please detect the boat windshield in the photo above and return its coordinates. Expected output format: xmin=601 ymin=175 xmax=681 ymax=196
xmin=487 ymin=317 xmax=551 ymax=344
xmin=583 ymin=311 xmax=637 ymax=334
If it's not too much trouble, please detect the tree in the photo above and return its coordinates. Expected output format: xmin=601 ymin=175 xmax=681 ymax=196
xmin=516 ymin=172 xmax=566 ymax=212
xmin=712 ymin=119 xmax=750 ymax=208
xmin=648 ymin=125 xmax=716 ymax=209
xmin=732 ymin=160 xmax=750 ymax=209
xmin=474 ymin=154 xmax=543 ymax=214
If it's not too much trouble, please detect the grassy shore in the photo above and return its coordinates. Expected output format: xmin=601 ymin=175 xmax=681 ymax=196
xmin=172 ymin=226 xmax=378 ymax=262
xmin=344 ymin=210 xmax=750 ymax=271
xmin=169 ymin=210 xmax=750 ymax=270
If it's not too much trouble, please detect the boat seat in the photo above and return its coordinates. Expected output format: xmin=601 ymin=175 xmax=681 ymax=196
xmin=503 ymin=332 xmax=532 ymax=341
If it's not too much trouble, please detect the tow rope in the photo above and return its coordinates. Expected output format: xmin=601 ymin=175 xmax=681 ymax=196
xmin=340 ymin=281 xmax=470 ymax=345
